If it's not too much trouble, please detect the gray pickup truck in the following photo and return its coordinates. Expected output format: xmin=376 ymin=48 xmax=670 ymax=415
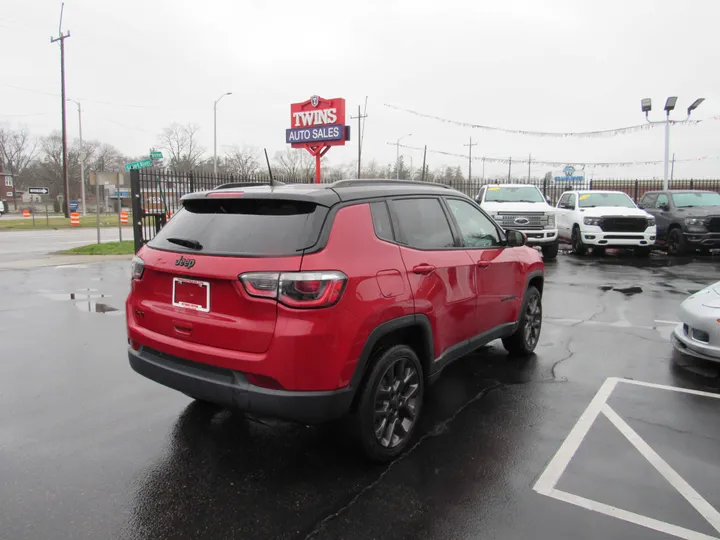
xmin=638 ymin=190 xmax=720 ymax=255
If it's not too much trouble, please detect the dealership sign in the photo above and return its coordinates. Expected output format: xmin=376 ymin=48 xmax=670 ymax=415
xmin=554 ymin=165 xmax=585 ymax=183
xmin=287 ymin=96 xmax=350 ymax=182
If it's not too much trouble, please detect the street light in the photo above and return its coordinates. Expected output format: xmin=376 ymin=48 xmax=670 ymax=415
xmin=395 ymin=133 xmax=412 ymax=180
xmin=213 ymin=92 xmax=232 ymax=175
xmin=67 ymin=98 xmax=86 ymax=215
xmin=641 ymin=96 xmax=704 ymax=190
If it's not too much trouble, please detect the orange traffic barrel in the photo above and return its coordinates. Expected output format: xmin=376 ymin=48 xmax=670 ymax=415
xmin=70 ymin=212 xmax=80 ymax=227
xmin=23 ymin=209 xmax=31 ymax=219
xmin=166 ymin=211 xmax=173 ymax=220
xmin=120 ymin=211 xmax=129 ymax=224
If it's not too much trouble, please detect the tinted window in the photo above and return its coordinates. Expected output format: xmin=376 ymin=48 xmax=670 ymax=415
xmin=370 ymin=201 xmax=394 ymax=242
xmin=655 ymin=193 xmax=669 ymax=208
xmin=672 ymin=192 xmax=720 ymax=207
xmin=446 ymin=198 xmax=501 ymax=248
xmin=149 ymin=198 xmax=328 ymax=256
xmin=640 ymin=193 xmax=658 ymax=207
xmin=392 ymin=198 xmax=455 ymax=249
xmin=578 ymin=192 xmax=635 ymax=209
xmin=484 ymin=186 xmax=545 ymax=203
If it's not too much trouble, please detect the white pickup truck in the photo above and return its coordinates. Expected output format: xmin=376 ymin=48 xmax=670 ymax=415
xmin=475 ymin=184 xmax=559 ymax=259
xmin=556 ymin=190 xmax=656 ymax=256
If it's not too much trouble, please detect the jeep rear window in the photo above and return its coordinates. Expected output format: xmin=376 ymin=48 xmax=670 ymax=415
xmin=148 ymin=198 xmax=328 ymax=256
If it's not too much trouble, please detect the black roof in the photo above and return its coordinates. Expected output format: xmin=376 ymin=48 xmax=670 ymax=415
xmin=182 ymin=179 xmax=464 ymax=206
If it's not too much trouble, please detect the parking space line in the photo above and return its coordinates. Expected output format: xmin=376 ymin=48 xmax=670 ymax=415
xmin=533 ymin=377 xmax=619 ymax=495
xmin=546 ymin=489 xmax=720 ymax=540
xmin=602 ymin=404 xmax=720 ymax=534
xmin=617 ymin=379 xmax=720 ymax=400
xmin=655 ymin=320 xmax=682 ymax=325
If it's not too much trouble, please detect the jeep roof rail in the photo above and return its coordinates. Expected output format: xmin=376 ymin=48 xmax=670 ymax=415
xmin=213 ymin=181 xmax=285 ymax=190
xmin=330 ymin=179 xmax=452 ymax=189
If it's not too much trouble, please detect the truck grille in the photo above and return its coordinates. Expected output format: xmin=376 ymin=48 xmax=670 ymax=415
xmin=599 ymin=217 xmax=648 ymax=233
xmin=494 ymin=212 xmax=548 ymax=230
xmin=708 ymin=217 xmax=720 ymax=233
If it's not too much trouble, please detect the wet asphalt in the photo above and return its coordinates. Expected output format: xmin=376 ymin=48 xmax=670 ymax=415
xmin=1 ymin=249 xmax=720 ymax=540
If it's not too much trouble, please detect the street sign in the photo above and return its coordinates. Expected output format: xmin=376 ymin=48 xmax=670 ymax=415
xmin=28 ymin=187 xmax=50 ymax=195
xmin=150 ymin=151 xmax=163 ymax=159
xmin=125 ymin=159 xmax=153 ymax=172
xmin=69 ymin=200 xmax=79 ymax=212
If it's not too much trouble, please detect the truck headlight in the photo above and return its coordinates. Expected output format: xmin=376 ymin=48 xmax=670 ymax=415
xmin=646 ymin=217 xmax=655 ymax=227
xmin=583 ymin=217 xmax=602 ymax=226
xmin=685 ymin=217 xmax=705 ymax=227
xmin=544 ymin=213 xmax=556 ymax=228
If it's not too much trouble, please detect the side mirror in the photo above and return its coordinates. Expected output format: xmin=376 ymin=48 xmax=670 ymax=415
xmin=506 ymin=229 xmax=526 ymax=247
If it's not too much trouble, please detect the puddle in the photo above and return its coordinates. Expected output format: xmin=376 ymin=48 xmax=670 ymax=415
xmin=38 ymin=288 xmax=119 ymax=314
xmin=597 ymin=285 xmax=643 ymax=296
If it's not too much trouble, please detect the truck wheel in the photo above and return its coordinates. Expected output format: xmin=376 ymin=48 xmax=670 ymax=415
xmin=541 ymin=242 xmax=559 ymax=259
xmin=353 ymin=345 xmax=424 ymax=462
xmin=634 ymin=246 xmax=651 ymax=257
xmin=571 ymin=226 xmax=586 ymax=255
xmin=667 ymin=227 xmax=688 ymax=256
xmin=502 ymin=286 xmax=542 ymax=357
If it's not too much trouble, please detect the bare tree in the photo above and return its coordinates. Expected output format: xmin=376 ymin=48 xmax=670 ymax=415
xmin=273 ymin=148 xmax=316 ymax=180
xmin=0 ymin=125 xmax=40 ymax=192
xmin=157 ymin=123 xmax=204 ymax=171
xmin=90 ymin=143 xmax=124 ymax=172
xmin=225 ymin=146 xmax=261 ymax=177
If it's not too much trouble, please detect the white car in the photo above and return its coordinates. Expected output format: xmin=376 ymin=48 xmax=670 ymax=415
xmin=556 ymin=190 xmax=656 ymax=256
xmin=671 ymin=281 xmax=720 ymax=362
xmin=476 ymin=184 xmax=559 ymax=259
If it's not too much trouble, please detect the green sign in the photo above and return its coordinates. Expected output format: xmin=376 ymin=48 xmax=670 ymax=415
xmin=125 ymin=159 xmax=153 ymax=172
xmin=150 ymin=151 xmax=163 ymax=159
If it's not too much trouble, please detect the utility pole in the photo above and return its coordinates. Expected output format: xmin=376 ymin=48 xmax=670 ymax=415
xmin=213 ymin=92 xmax=232 ymax=175
xmin=351 ymin=105 xmax=368 ymax=178
xmin=51 ymin=3 xmax=71 ymax=218
xmin=482 ymin=157 xmax=485 ymax=181
xmin=421 ymin=145 xmax=427 ymax=182
xmin=463 ymin=137 xmax=477 ymax=183
xmin=69 ymin=100 xmax=86 ymax=215
xmin=527 ymin=153 xmax=532 ymax=182
xmin=671 ymin=152 xmax=676 ymax=180
xmin=507 ymin=157 xmax=512 ymax=182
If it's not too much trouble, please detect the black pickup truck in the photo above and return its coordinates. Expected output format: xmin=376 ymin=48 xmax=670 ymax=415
xmin=638 ymin=190 xmax=720 ymax=255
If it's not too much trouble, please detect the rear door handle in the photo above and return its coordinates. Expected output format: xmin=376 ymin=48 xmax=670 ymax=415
xmin=476 ymin=261 xmax=491 ymax=269
xmin=412 ymin=264 xmax=436 ymax=275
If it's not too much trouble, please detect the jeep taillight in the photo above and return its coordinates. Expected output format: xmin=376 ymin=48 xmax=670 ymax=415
xmin=131 ymin=255 xmax=145 ymax=281
xmin=239 ymin=271 xmax=347 ymax=308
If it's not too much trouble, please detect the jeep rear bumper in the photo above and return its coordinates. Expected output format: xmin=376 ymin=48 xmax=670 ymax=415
xmin=129 ymin=346 xmax=354 ymax=424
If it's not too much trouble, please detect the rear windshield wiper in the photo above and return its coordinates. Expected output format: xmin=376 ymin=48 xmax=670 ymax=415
xmin=167 ymin=237 xmax=203 ymax=250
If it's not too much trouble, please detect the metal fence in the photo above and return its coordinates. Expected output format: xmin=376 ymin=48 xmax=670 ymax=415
xmin=130 ymin=168 xmax=720 ymax=251
xmin=444 ymin=178 xmax=720 ymax=205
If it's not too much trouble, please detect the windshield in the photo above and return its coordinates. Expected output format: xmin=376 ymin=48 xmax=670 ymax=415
xmin=578 ymin=192 xmax=636 ymax=209
xmin=672 ymin=192 xmax=720 ymax=208
xmin=484 ymin=186 xmax=545 ymax=203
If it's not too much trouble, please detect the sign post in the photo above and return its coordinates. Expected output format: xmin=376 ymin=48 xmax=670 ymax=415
xmin=286 ymin=96 xmax=350 ymax=183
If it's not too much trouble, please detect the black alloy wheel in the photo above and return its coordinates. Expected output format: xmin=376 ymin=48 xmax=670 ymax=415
xmin=572 ymin=227 xmax=586 ymax=255
xmin=373 ymin=357 xmax=421 ymax=449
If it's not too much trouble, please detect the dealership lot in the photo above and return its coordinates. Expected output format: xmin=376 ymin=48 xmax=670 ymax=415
xmin=1 ymin=251 xmax=719 ymax=540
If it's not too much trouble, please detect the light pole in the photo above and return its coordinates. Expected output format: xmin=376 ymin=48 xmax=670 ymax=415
xmin=641 ymin=96 xmax=704 ymax=191
xmin=213 ymin=92 xmax=232 ymax=175
xmin=395 ymin=133 xmax=412 ymax=180
xmin=68 ymin=99 xmax=86 ymax=215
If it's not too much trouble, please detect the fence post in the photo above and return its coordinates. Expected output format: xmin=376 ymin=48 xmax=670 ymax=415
xmin=634 ymin=179 xmax=639 ymax=203
xmin=690 ymin=178 xmax=694 ymax=190
xmin=188 ymin=170 xmax=195 ymax=193
xmin=130 ymin=169 xmax=143 ymax=253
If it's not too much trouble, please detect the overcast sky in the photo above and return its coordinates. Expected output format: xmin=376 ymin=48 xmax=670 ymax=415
xmin=2 ymin=0 xmax=720 ymax=179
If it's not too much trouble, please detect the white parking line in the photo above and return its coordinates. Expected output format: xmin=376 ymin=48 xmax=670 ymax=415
xmin=655 ymin=320 xmax=682 ymax=325
xmin=534 ymin=377 xmax=720 ymax=540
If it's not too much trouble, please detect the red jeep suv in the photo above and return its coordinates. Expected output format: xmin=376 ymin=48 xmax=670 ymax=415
xmin=126 ymin=180 xmax=544 ymax=460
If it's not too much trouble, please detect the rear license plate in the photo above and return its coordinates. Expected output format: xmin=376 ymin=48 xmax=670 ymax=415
xmin=172 ymin=277 xmax=210 ymax=312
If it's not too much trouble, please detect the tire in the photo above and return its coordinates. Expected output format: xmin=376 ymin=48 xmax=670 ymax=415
xmin=593 ymin=247 xmax=606 ymax=256
xmin=541 ymin=242 xmax=559 ymax=259
xmin=634 ymin=246 xmax=651 ymax=257
xmin=353 ymin=344 xmax=424 ymax=462
xmin=571 ymin=226 xmax=586 ymax=255
xmin=502 ymin=286 xmax=542 ymax=357
xmin=667 ymin=227 xmax=688 ymax=256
